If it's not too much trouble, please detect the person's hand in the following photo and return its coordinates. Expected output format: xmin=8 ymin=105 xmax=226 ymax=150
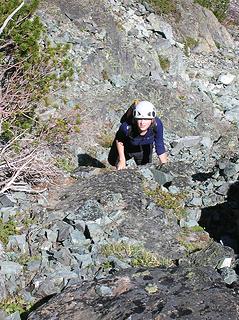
xmin=158 ymin=152 xmax=168 ymax=165
xmin=117 ymin=159 xmax=126 ymax=170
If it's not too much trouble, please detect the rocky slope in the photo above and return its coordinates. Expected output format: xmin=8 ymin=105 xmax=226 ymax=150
xmin=0 ymin=0 xmax=239 ymax=319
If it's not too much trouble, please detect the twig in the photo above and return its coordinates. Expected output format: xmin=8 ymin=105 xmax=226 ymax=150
xmin=0 ymin=2 xmax=25 ymax=35
xmin=0 ymin=150 xmax=35 ymax=194
xmin=8 ymin=185 xmax=47 ymax=193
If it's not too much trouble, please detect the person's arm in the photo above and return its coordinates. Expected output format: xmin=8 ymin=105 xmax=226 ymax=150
xmin=115 ymin=140 xmax=126 ymax=170
xmin=115 ymin=123 xmax=128 ymax=170
xmin=154 ymin=118 xmax=168 ymax=164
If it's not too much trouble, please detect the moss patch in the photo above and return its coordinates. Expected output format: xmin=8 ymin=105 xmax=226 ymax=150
xmin=101 ymin=242 xmax=173 ymax=268
xmin=146 ymin=187 xmax=187 ymax=220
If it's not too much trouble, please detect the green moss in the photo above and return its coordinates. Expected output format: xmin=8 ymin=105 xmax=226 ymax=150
xmin=146 ymin=187 xmax=187 ymax=220
xmin=189 ymin=225 xmax=204 ymax=232
xmin=0 ymin=295 xmax=32 ymax=316
xmin=177 ymin=226 xmax=210 ymax=253
xmin=158 ymin=54 xmax=170 ymax=72
xmin=56 ymin=157 xmax=75 ymax=173
xmin=0 ymin=218 xmax=18 ymax=245
xmin=184 ymin=37 xmax=199 ymax=56
xmin=184 ymin=37 xmax=198 ymax=50
xmin=101 ymin=242 xmax=172 ymax=268
xmin=144 ymin=0 xmax=176 ymax=14
xmin=194 ymin=0 xmax=230 ymax=22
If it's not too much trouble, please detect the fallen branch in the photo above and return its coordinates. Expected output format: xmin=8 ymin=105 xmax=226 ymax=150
xmin=0 ymin=2 xmax=25 ymax=35
xmin=0 ymin=149 xmax=35 ymax=194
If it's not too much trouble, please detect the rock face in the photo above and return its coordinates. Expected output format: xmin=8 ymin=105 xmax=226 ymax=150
xmin=52 ymin=169 xmax=184 ymax=259
xmin=169 ymin=0 xmax=235 ymax=52
xmin=1 ymin=0 xmax=239 ymax=318
xmin=27 ymin=265 xmax=238 ymax=320
xmin=228 ymin=0 xmax=239 ymax=22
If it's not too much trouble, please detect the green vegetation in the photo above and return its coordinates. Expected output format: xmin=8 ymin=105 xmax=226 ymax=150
xmin=144 ymin=0 xmax=176 ymax=14
xmin=0 ymin=218 xmax=18 ymax=245
xmin=0 ymin=0 xmax=76 ymax=142
xmin=195 ymin=0 xmax=230 ymax=22
xmin=188 ymin=225 xmax=204 ymax=232
xmin=146 ymin=187 xmax=187 ymax=220
xmin=177 ymin=226 xmax=210 ymax=253
xmin=0 ymin=295 xmax=32 ymax=316
xmin=98 ymin=130 xmax=114 ymax=148
xmin=16 ymin=254 xmax=40 ymax=267
xmin=55 ymin=156 xmax=75 ymax=173
xmin=101 ymin=242 xmax=172 ymax=268
xmin=184 ymin=37 xmax=199 ymax=55
xmin=158 ymin=54 xmax=170 ymax=72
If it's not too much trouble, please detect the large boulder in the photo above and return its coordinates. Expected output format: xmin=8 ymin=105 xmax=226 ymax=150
xmin=170 ymin=0 xmax=235 ymax=52
xmin=27 ymin=265 xmax=238 ymax=319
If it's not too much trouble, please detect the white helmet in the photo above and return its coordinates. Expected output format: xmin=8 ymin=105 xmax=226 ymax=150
xmin=133 ymin=101 xmax=156 ymax=119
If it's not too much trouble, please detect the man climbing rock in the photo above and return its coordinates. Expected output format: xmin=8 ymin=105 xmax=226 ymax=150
xmin=108 ymin=100 xmax=168 ymax=170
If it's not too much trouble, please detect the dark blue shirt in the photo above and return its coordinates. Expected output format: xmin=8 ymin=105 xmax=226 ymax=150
xmin=116 ymin=117 xmax=166 ymax=156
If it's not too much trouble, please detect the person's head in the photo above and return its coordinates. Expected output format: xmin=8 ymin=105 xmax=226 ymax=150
xmin=133 ymin=101 xmax=156 ymax=132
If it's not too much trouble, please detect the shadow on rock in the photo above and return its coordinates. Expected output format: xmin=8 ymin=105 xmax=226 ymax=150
xmin=77 ymin=153 xmax=106 ymax=168
xmin=199 ymin=181 xmax=239 ymax=254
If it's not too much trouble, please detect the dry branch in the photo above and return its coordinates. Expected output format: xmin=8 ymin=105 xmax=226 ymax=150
xmin=0 ymin=2 xmax=25 ymax=35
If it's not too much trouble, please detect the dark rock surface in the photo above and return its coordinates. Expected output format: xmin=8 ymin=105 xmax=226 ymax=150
xmin=27 ymin=265 xmax=238 ymax=320
xmin=53 ymin=169 xmax=184 ymax=260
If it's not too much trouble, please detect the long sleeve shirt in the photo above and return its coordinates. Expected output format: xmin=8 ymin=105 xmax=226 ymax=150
xmin=116 ymin=117 xmax=166 ymax=156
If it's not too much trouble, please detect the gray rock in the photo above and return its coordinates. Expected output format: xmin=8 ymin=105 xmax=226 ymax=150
xmin=180 ymin=207 xmax=201 ymax=228
xmin=95 ymin=285 xmax=113 ymax=297
xmin=0 ymin=261 xmax=23 ymax=276
xmin=220 ymin=267 xmax=238 ymax=285
xmin=223 ymin=162 xmax=238 ymax=179
xmin=70 ymin=229 xmax=86 ymax=245
xmin=27 ymin=259 xmax=41 ymax=272
xmin=75 ymin=253 xmax=93 ymax=269
xmin=0 ymin=195 xmax=15 ymax=208
xmin=7 ymin=235 xmax=28 ymax=255
xmin=0 ymin=208 xmax=17 ymax=223
xmin=149 ymin=166 xmax=174 ymax=186
xmin=45 ymin=229 xmax=58 ymax=243
xmin=225 ymin=106 xmax=239 ymax=125
xmin=108 ymin=255 xmax=131 ymax=269
xmin=215 ymin=182 xmax=230 ymax=195
xmin=0 ymin=310 xmax=8 ymax=320
xmin=86 ymin=222 xmax=105 ymax=241
xmin=218 ymin=73 xmax=236 ymax=85
xmin=147 ymin=14 xmax=175 ymax=44
xmin=5 ymin=312 xmax=21 ymax=320
xmin=171 ymin=136 xmax=201 ymax=155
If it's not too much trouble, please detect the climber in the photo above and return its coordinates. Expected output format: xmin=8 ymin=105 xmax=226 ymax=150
xmin=108 ymin=100 xmax=168 ymax=170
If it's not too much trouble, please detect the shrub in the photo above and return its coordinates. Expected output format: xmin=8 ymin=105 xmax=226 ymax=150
xmin=0 ymin=1 xmax=76 ymax=193
xmin=0 ymin=0 xmax=74 ymax=141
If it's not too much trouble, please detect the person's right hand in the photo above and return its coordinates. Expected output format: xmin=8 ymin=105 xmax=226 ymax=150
xmin=117 ymin=159 xmax=126 ymax=170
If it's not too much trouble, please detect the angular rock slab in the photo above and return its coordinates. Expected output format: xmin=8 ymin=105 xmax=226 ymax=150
xmin=27 ymin=266 xmax=238 ymax=320
xmin=54 ymin=170 xmax=184 ymax=260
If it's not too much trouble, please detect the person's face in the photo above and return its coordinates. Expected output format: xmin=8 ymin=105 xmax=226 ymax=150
xmin=136 ymin=118 xmax=152 ymax=132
